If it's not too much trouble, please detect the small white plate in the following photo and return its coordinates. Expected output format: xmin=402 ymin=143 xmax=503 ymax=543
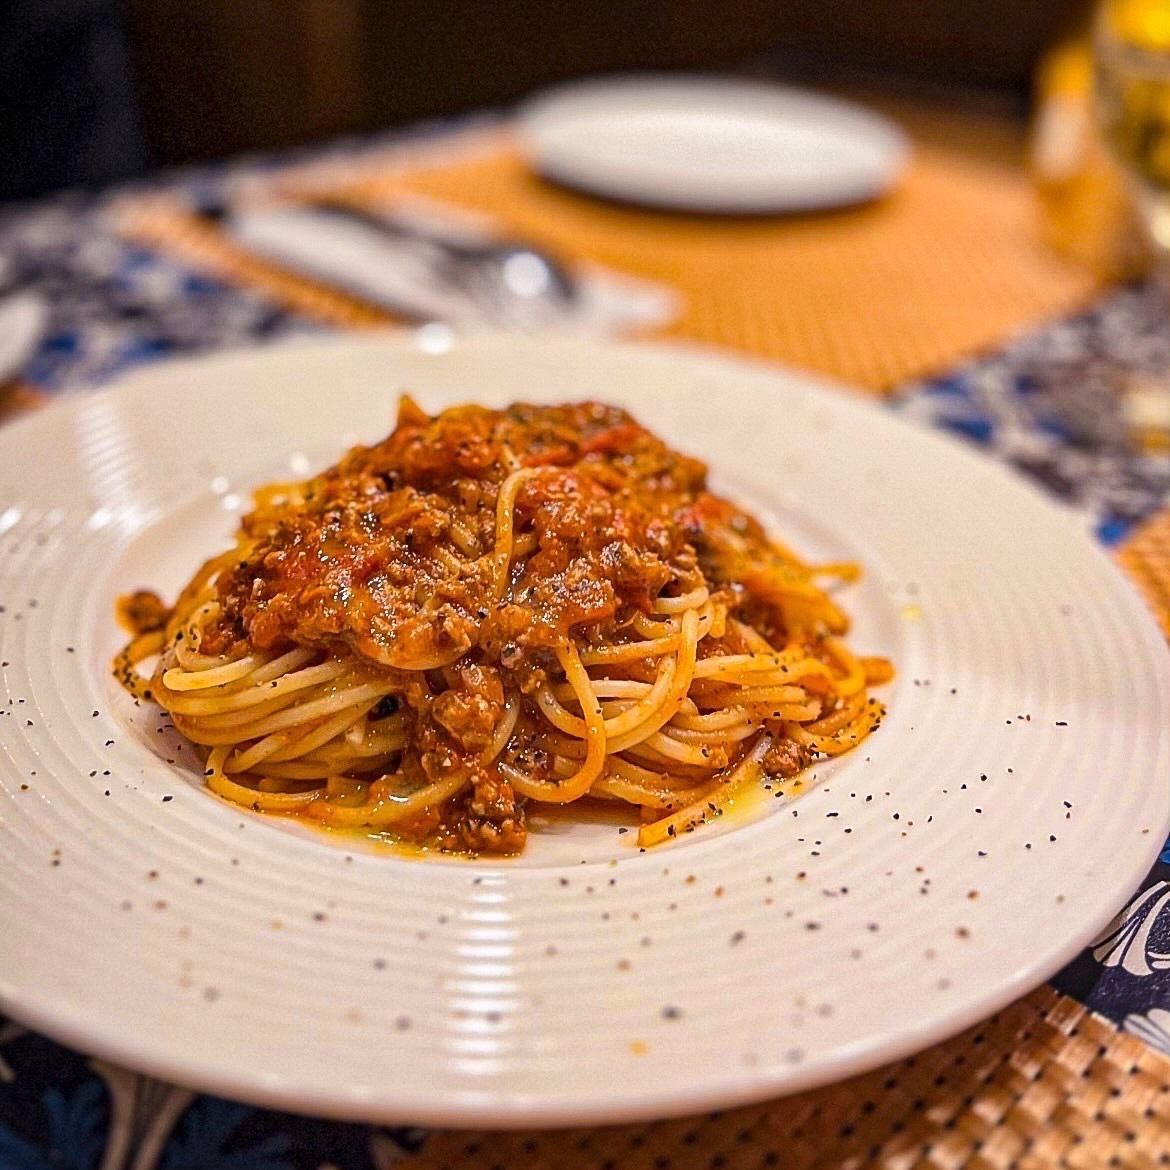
xmin=0 ymin=332 xmax=1167 ymax=1127
xmin=518 ymin=75 xmax=910 ymax=213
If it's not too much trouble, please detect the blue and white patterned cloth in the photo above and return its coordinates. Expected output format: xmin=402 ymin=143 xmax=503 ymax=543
xmin=0 ymin=195 xmax=321 ymax=394
xmin=896 ymin=282 xmax=1170 ymax=547
xmin=4 ymin=149 xmax=1170 ymax=1168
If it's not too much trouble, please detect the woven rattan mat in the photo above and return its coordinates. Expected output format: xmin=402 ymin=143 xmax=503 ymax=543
xmin=397 ymin=985 xmax=1166 ymax=1170
xmin=108 ymin=120 xmax=1170 ymax=1164
xmin=116 ymin=119 xmax=1102 ymax=395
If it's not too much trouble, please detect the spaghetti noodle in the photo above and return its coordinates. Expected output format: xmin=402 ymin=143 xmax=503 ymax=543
xmin=115 ymin=398 xmax=891 ymax=854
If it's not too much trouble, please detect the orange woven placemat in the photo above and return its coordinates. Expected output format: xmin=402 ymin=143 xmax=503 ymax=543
xmin=116 ymin=120 xmax=1102 ymax=394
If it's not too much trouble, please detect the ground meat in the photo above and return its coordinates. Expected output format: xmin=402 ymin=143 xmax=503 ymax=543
xmin=431 ymin=663 xmax=505 ymax=752
xmin=762 ymin=737 xmax=812 ymax=779
xmin=116 ymin=590 xmax=170 ymax=636
xmin=408 ymin=773 xmax=526 ymax=855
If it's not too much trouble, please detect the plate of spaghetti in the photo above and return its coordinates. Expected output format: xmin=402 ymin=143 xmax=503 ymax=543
xmin=0 ymin=332 xmax=1167 ymax=1126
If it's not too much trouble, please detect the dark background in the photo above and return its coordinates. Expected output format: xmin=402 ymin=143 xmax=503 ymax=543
xmin=1 ymin=0 xmax=1093 ymax=202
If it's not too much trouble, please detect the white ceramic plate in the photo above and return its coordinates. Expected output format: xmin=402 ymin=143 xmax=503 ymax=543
xmin=1 ymin=332 xmax=1167 ymax=1127
xmin=517 ymin=75 xmax=909 ymax=213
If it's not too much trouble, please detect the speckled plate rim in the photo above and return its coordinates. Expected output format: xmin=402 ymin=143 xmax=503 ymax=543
xmin=1 ymin=329 xmax=1168 ymax=1129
